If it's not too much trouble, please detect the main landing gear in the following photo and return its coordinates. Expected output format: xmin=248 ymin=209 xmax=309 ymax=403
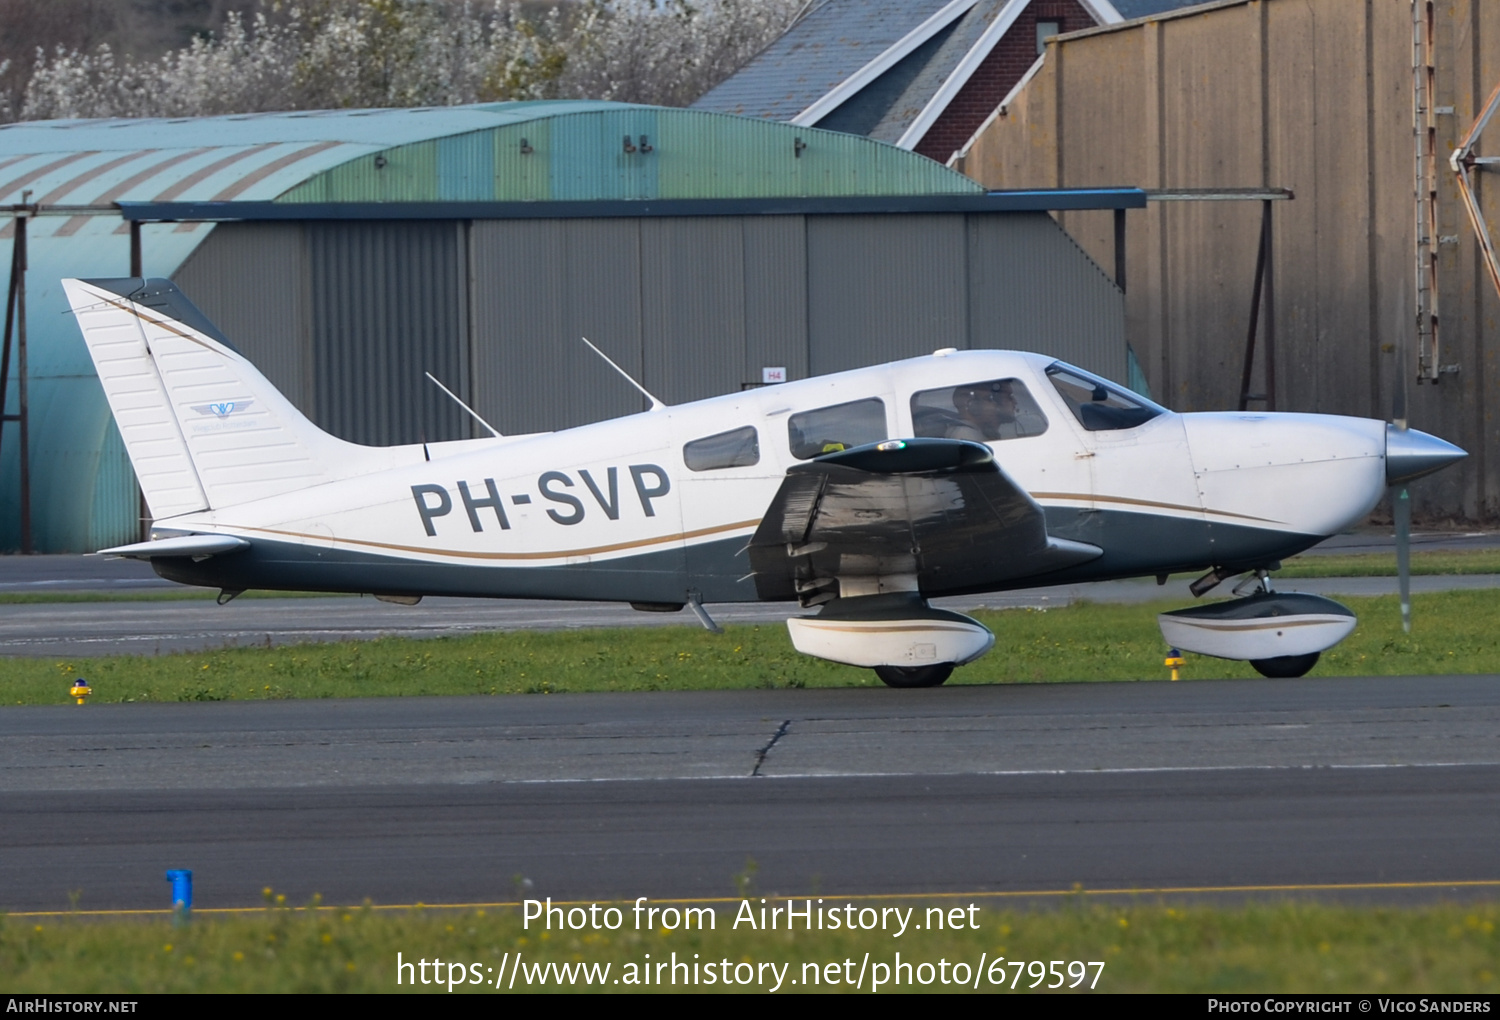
xmin=785 ymin=592 xmax=994 ymax=689
xmin=873 ymin=663 xmax=956 ymax=688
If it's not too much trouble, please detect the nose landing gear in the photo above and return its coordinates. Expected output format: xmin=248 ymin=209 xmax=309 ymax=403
xmin=1159 ymin=571 xmax=1354 ymax=680
xmin=1249 ymin=652 xmax=1321 ymax=678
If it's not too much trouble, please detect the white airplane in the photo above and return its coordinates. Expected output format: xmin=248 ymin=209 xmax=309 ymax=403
xmin=65 ymin=277 xmax=1466 ymax=687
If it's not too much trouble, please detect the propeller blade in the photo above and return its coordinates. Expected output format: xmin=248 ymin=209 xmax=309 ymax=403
xmin=1394 ymin=485 xmax=1412 ymax=633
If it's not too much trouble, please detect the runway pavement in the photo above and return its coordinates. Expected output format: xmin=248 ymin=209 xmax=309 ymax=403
xmin=3 ymin=676 xmax=1498 ymax=911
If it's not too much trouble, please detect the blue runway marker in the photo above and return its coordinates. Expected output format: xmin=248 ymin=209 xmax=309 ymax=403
xmin=166 ymin=869 xmax=192 ymax=914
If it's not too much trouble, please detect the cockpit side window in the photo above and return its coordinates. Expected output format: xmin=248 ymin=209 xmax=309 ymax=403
xmin=788 ymin=398 xmax=887 ymax=460
xmin=1045 ymin=362 xmax=1165 ymax=432
xmin=911 ymin=378 xmax=1049 ymax=442
xmin=684 ymin=426 xmax=759 ymax=471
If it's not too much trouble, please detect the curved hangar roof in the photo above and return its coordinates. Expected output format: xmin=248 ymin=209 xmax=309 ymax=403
xmin=0 ymin=102 xmax=981 ymax=553
xmin=0 ymin=100 xmax=980 ymax=218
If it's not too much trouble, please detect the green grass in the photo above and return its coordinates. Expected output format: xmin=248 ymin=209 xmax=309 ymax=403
xmin=8 ymin=590 xmax=1499 ymax=706
xmin=1277 ymin=548 xmax=1500 ymax=578
xmin=4 ymin=899 xmax=1497 ymax=992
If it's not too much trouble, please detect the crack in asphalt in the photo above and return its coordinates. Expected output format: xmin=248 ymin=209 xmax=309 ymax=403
xmin=751 ymin=720 xmax=791 ymax=777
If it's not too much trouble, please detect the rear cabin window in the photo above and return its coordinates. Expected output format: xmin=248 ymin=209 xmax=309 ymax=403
xmin=1045 ymin=363 xmax=1165 ymax=432
xmin=911 ymin=378 xmax=1048 ymax=442
xmin=684 ymin=426 xmax=759 ymax=471
xmin=788 ymin=398 xmax=887 ymax=460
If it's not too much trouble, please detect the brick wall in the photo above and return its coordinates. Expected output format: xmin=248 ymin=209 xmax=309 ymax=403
xmin=915 ymin=0 xmax=1096 ymax=164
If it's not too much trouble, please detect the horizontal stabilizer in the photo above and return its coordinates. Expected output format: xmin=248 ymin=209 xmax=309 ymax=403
xmin=96 ymin=535 xmax=249 ymax=560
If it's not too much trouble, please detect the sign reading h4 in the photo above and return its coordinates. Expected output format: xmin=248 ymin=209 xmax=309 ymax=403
xmin=411 ymin=465 xmax=672 ymax=536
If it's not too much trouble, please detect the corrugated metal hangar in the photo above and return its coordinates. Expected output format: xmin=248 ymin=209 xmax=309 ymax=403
xmin=0 ymin=101 xmax=1138 ymax=552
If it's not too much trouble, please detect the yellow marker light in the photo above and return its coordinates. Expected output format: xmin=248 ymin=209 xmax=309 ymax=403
xmin=1164 ymin=649 xmax=1184 ymax=682
xmin=70 ymin=680 xmax=92 ymax=705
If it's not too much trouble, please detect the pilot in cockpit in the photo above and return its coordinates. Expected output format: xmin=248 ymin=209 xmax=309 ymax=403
xmin=947 ymin=380 xmax=1021 ymax=442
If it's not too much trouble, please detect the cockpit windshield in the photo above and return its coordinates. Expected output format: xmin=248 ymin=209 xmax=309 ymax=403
xmin=1045 ymin=362 xmax=1166 ymax=432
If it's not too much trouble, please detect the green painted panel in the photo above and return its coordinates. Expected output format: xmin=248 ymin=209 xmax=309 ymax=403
xmin=654 ymin=112 xmax=979 ymax=199
xmin=438 ymin=131 xmax=497 ymax=202
xmin=549 ymin=109 xmax=660 ymax=201
xmin=278 ymin=105 xmax=980 ymax=204
xmin=491 ymin=122 xmax=551 ymax=201
xmin=283 ymin=139 xmax=440 ymax=203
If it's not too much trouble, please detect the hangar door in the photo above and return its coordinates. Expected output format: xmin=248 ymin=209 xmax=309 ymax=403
xmin=178 ymin=220 xmax=472 ymax=447
xmin=308 ymin=221 xmax=470 ymax=446
xmin=805 ymin=212 xmax=1124 ymax=381
xmin=180 ymin=211 xmax=1124 ymax=443
xmin=468 ymin=216 xmax=808 ymax=435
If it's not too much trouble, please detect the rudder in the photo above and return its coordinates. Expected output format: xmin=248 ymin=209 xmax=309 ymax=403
xmin=65 ymin=277 xmax=378 ymax=516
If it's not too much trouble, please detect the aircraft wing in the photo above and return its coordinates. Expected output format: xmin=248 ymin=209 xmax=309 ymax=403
xmin=747 ymin=438 xmax=1101 ymax=602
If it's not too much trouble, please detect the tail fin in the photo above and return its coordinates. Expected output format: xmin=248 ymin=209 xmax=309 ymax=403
xmin=64 ymin=278 xmax=389 ymax=517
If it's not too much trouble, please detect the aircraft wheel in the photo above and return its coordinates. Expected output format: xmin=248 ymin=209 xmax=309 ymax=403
xmin=1249 ymin=652 xmax=1320 ymax=678
xmin=873 ymin=663 xmax=954 ymax=688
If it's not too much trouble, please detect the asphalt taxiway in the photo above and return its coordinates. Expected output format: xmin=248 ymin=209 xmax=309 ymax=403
xmin=3 ymin=675 xmax=1498 ymax=912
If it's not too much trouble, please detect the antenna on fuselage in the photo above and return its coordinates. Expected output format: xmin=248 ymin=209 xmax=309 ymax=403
xmin=580 ymin=336 xmax=666 ymax=412
xmin=424 ymin=372 xmax=503 ymax=438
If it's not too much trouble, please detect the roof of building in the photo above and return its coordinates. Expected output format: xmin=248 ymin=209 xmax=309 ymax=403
xmin=694 ymin=0 xmax=1210 ymax=152
xmin=831 ymin=0 xmax=1010 ymax=147
xmin=0 ymin=100 xmax=981 ymax=218
xmin=691 ymin=0 xmax=955 ymax=123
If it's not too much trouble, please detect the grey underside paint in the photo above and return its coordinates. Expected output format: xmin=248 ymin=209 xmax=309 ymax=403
xmin=1023 ymin=507 xmax=1322 ymax=591
xmin=151 ymin=510 xmax=1322 ymax=604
